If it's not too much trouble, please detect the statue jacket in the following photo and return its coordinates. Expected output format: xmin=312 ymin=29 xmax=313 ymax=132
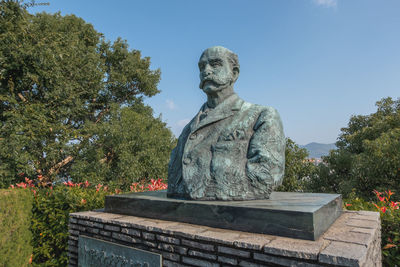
xmin=167 ymin=93 xmax=285 ymax=200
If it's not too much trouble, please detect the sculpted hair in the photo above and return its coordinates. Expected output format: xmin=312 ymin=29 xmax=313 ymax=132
xmin=227 ymin=51 xmax=240 ymax=73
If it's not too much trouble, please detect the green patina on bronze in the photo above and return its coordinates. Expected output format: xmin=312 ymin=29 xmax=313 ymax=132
xmin=167 ymin=46 xmax=285 ymax=200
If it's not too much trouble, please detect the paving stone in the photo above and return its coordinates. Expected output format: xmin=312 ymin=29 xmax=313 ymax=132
xmin=143 ymin=241 xmax=157 ymax=248
xmin=324 ymin=230 xmax=373 ymax=246
xmin=111 ymin=232 xmax=140 ymax=244
xmin=69 ymin=235 xmax=78 ymax=241
xmin=70 ymin=210 xmax=103 ymax=220
xmin=78 ymin=219 xmax=93 ymax=227
xmin=177 ymin=246 xmax=188 ymax=255
xmin=319 ymin=241 xmax=368 ymax=267
xmin=86 ymin=212 xmax=124 ymax=222
xmin=68 ymin=245 xmax=78 ymax=253
xmin=92 ymin=222 xmax=104 ymax=229
xmin=354 ymin=211 xmax=380 ymax=221
xmin=158 ymin=243 xmax=175 ymax=252
xmin=188 ymin=249 xmax=217 ymax=260
xmin=263 ymin=237 xmax=323 ymax=260
xmin=346 ymin=219 xmax=378 ymax=229
xmin=254 ymin=253 xmax=322 ymax=267
xmin=182 ymin=239 xmax=215 ymax=251
xmin=218 ymin=246 xmax=250 ymax=258
xmin=162 ymin=251 xmax=180 ymax=262
xmin=182 ymin=256 xmax=220 ymax=267
xmin=68 ymin=229 xmax=79 ymax=236
xmin=160 ymin=222 xmax=209 ymax=239
xmin=67 ymin=239 xmax=76 ymax=246
xmin=234 ymin=233 xmax=273 ymax=250
xmin=121 ymin=227 xmax=141 ymax=237
xmin=157 ymin=234 xmax=180 ymax=245
xmin=196 ymin=229 xmax=241 ymax=246
xmin=142 ymin=231 xmax=155 ymax=240
xmin=109 ymin=215 xmax=149 ymax=228
xmin=218 ymin=256 xmax=238 ymax=265
xmin=131 ymin=219 xmax=181 ymax=234
xmin=350 ymin=227 xmax=375 ymax=235
xmin=76 ymin=225 xmax=86 ymax=232
xmin=87 ymin=227 xmax=99 ymax=234
xmin=163 ymin=259 xmax=190 ymax=267
xmin=69 ymin=224 xmax=79 ymax=230
xmin=104 ymin=224 xmax=120 ymax=232
xmin=238 ymin=260 xmax=262 ymax=267
xmin=99 ymin=230 xmax=111 ymax=237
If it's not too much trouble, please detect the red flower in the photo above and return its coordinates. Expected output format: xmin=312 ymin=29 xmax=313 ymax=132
xmin=390 ymin=201 xmax=399 ymax=210
xmin=95 ymin=184 xmax=103 ymax=192
xmin=345 ymin=203 xmax=352 ymax=207
xmin=373 ymin=189 xmax=382 ymax=197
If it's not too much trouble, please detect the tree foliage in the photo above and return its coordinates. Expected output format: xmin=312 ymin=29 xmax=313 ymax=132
xmin=0 ymin=1 xmax=174 ymax=187
xmin=277 ymin=138 xmax=318 ymax=192
xmin=313 ymin=97 xmax=400 ymax=199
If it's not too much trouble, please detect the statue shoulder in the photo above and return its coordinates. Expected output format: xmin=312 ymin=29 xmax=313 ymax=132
xmin=242 ymin=103 xmax=282 ymax=131
xmin=242 ymin=102 xmax=280 ymax=118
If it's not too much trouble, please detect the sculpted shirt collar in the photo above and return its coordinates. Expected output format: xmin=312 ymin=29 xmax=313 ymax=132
xmin=192 ymin=93 xmax=243 ymax=132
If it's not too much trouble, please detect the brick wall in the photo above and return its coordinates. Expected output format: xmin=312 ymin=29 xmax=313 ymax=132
xmin=68 ymin=210 xmax=381 ymax=267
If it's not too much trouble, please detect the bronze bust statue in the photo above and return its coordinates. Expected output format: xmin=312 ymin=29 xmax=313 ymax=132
xmin=167 ymin=46 xmax=285 ymax=200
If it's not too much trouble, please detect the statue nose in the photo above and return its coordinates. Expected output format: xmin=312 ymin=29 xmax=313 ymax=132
xmin=203 ymin=64 xmax=212 ymax=75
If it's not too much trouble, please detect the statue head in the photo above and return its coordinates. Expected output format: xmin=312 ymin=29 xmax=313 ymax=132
xmin=198 ymin=46 xmax=240 ymax=95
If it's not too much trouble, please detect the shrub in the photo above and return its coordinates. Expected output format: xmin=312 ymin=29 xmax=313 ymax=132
xmin=344 ymin=190 xmax=400 ymax=266
xmin=0 ymin=189 xmax=33 ymax=267
xmin=30 ymin=183 xmax=110 ymax=266
xmin=9 ymin=178 xmax=167 ymax=266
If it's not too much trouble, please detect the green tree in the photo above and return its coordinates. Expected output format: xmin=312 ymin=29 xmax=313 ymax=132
xmin=277 ymin=138 xmax=318 ymax=192
xmin=312 ymin=97 xmax=400 ymax=199
xmin=70 ymin=104 xmax=175 ymax=189
xmin=0 ymin=1 xmax=174 ymax=187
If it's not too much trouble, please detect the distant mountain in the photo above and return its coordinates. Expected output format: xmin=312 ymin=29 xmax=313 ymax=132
xmin=300 ymin=142 xmax=336 ymax=159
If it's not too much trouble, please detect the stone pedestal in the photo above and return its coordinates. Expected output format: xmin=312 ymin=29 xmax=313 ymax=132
xmin=105 ymin=191 xmax=342 ymax=241
xmin=68 ymin=209 xmax=381 ymax=267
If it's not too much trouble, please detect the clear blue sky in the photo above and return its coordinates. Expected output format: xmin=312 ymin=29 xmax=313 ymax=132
xmin=31 ymin=0 xmax=400 ymax=145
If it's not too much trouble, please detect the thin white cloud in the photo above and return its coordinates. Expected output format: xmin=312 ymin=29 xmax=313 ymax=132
xmin=177 ymin=119 xmax=190 ymax=127
xmin=166 ymin=99 xmax=176 ymax=110
xmin=313 ymin=0 xmax=337 ymax=8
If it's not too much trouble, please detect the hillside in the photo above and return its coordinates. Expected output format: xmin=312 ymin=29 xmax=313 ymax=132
xmin=300 ymin=142 xmax=336 ymax=158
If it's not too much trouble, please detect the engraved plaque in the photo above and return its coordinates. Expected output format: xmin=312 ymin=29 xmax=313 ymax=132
xmin=78 ymin=235 xmax=161 ymax=267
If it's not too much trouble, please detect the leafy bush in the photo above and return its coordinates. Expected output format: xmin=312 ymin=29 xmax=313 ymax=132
xmin=9 ymin=178 xmax=167 ymax=266
xmin=30 ymin=184 xmax=109 ymax=266
xmin=277 ymin=138 xmax=318 ymax=192
xmin=344 ymin=190 xmax=400 ymax=266
xmin=0 ymin=189 xmax=33 ymax=267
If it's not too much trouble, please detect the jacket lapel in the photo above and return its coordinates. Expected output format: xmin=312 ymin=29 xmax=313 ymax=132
xmin=191 ymin=94 xmax=243 ymax=133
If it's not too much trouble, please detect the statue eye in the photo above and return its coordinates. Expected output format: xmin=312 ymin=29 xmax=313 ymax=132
xmin=210 ymin=60 xmax=222 ymax=67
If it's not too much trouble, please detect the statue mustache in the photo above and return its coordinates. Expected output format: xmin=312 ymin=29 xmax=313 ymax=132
xmin=200 ymin=75 xmax=229 ymax=88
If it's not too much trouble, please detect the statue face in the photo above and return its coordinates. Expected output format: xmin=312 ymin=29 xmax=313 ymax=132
xmin=198 ymin=48 xmax=234 ymax=94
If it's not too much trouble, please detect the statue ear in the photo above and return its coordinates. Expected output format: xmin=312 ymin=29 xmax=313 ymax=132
xmin=232 ymin=66 xmax=240 ymax=83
